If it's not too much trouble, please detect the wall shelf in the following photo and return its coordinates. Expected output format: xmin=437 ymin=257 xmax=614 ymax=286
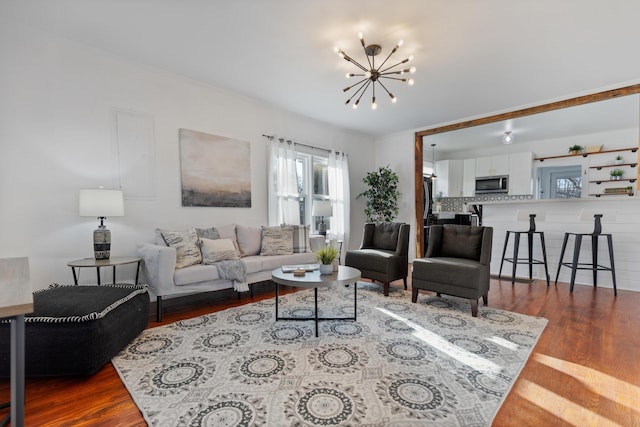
xmin=535 ymin=146 xmax=638 ymax=162
xmin=589 ymin=178 xmax=637 ymax=184
xmin=590 ymin=162 xmax=637 ymax=170
xmin=589 ymin=192 xmax=635 ymax=197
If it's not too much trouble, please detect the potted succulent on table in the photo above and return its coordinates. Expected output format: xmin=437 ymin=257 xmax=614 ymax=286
xmin=315 ymin=246 xmax=339 ymax=275
xmin=610 ymin=168 xmax=624 ymax=180
xmin=568 ymin=145 xmax=583 ymax=155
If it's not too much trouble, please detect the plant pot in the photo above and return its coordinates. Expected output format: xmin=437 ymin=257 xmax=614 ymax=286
xmin=570 ymin=150 xmax=580 ymax=155
xmin=612 ymin=176 xmax=621 ymax=180
xmin=319 ymin=264 xmax=334 ymax=275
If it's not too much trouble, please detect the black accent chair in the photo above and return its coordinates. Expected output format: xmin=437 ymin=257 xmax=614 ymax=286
xmin=412 ymin=224 xmax=493 ymax=317
xmin=345 ymin=222 xmax=410 ymax=296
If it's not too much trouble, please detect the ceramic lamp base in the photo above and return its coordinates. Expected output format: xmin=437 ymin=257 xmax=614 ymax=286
xmin=93 ymin=226 xmax=111 ymax=260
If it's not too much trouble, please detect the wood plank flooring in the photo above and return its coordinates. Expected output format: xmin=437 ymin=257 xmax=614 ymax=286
xmin=1 ymin=276 xmax=638 ymax=426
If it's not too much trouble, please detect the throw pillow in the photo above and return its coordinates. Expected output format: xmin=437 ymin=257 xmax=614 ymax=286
xmin=216 ymin=224 xmax=242 ymax=258
xmin=161 ymin=228 xmax=202 ymax=269
xmin=196 ymin=227 xmax=220 ymax=240
xmin=236 ymin=225 xmax=262 ymax=256
xmin=441 ymin=225 xmax=484 ymax=261
xmin=260 ymin=226 xmax=294 ymax=256
xmin=200 ymin=238 xmax=239 ymax=264
xmin=291 ymin=224 xmax=312 ymax=253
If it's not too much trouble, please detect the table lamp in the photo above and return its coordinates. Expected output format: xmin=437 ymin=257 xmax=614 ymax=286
xmin=79 ymin=188 xmax=124 ymax=260
xmin=312 ymin=200 xmax=333 ymax=236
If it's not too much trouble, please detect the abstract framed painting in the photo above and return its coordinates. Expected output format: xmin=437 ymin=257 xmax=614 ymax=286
xmin=179 ymin=128 xmax=251 ymax=207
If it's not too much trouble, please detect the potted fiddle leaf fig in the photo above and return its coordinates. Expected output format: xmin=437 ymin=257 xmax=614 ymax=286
xmin=357 ymin=165 xmax=400 ymax=223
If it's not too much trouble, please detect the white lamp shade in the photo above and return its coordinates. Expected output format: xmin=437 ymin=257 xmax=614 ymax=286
xmin=79 ymin=189 xmax=124 ymax=217
xmin=312 ymin=200 xmax=333 ymax=217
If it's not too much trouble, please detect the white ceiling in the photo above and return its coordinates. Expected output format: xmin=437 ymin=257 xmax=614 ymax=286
xmin=3 ymin=0 xmax=640 ymax=140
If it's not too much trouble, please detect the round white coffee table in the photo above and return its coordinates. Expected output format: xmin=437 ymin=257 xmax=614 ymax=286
xmin=271 ymin=265 xmax=361 ymax=337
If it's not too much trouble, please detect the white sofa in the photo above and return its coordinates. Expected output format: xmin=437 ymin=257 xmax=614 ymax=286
xmin=138 ymin=224 xmax=324 ymax=321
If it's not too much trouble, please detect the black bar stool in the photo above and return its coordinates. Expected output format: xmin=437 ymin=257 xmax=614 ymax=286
xmin=555 ymin=214 xmax=617 ymax=295
xmin=499 ymin=213 xmax=550 ymax=286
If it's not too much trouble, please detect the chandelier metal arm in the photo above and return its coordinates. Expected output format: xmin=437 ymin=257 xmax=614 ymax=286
xmin=379 ymin=58 xmax=410 ymax=74
xmin=345 ymin=79 xmax=371 ymax=105
xmin=376 ymin=79 xmax=395 ymax=99
xmin=342 ymin=54 xmax=369 ymax=73
xmin=355 ymin=80 xmax=372 ymax=105
xmin=376 ymin=45 xmax=399 ymax=72
xmin=343 ymin=77 xmax=368 ymax=93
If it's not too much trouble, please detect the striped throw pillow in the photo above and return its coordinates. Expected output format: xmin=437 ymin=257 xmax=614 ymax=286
xmin=291 ymin=224 xmax=312 ymax=253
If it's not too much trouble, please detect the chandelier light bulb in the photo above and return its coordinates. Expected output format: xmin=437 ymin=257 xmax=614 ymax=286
xmin=358 ymin=32 xmax=364 ymax=40
xmin=410 ymin=66 xmax=416 ymax=73
xmin=365 ymin=71 xmax=371 ymax=78
xmin=353 ymin=100 xmax=359 ymax=109
xmin=398 ymin=40 xmax=404 ymax=47
xmin=346 ymin=73 xmax=351 ymax=78
xmin=407 ymin=79 xmax=414 ymax=86
xmin=372 ymin=97 xmax=377 ymax=110
xmin=391 ymin=95 xmax=397 ymax=103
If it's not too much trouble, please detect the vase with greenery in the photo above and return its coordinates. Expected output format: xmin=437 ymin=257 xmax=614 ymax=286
xmin=357 ymin=165 xmax=400 ymax=223
xmin=314 ymin=246 xmax=339 ymax=274
xmin=610 ymin=168 xmax=624 ymax=180
xmin=568 ymin=144 xmax=583 ymax=155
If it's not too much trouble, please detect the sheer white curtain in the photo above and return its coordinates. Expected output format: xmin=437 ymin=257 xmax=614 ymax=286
xmin=267 ymin=140 xmax=300 ymax=225
xmin=328 ymin=151 xmax=350 ymax=257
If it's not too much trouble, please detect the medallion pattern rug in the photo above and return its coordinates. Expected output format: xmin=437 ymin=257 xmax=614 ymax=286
xmin=113 ymin=283 xmax=547 ymax=426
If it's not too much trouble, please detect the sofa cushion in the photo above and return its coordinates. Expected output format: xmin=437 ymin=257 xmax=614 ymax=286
xmin=441 ymin=225 xmax=483 ymax=261
xmin=196 ymin=227 xmax=220 ymax=240
xmin=200 ymin=238 xmax=239 ymax=264
xmin=161 ymin=228 xmax=202 ymax=268
xmin=260 ymin=252 xmax=318 ymax=271
xmin=174 ymin=264 xmax=221 ymax=286
xmin=236 ymin=225 xmax=262 ymax=256
xmin=291 ymin=224 xmax=312 ymax=253
xmin=260 ymin=226 xmax=294 ymax=256
xmin=371 ymin=223 xmax=400 ymax=251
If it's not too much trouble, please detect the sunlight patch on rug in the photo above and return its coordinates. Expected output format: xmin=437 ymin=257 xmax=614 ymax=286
xmin=112 ymin=283 xmax=547 ymax=426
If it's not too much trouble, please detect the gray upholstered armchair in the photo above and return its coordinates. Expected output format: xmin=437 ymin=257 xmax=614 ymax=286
xmin=412 ymin=224 xmax=493 ymax=316
xmin=345 ymin=222 xmax=410 ymax=296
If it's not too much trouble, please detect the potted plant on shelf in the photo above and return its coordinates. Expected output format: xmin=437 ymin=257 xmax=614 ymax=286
xmin=614 ymin=155 xmax=624 ymax=165
xmin=314 ymin=246 xmax=339 ymax=275
xmin=568 ymin=145 xmax=583 ymax=155
xmin=357 ymin=165 xmax=400 ymax=222
xmin=610 ymin=168 xmax=624 ymax=180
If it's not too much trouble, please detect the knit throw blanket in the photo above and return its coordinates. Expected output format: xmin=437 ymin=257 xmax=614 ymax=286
xmin=215 ymin=260 xmax=249 ymax=292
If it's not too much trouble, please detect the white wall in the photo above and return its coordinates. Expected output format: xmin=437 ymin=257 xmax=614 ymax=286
xmin=373 ymin=131 xmax=417 ymax=259
xmin=0 ymin=23 xmax=374 ymax=290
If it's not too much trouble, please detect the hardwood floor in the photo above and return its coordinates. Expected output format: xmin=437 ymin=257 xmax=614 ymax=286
xmin=1 ymin=276 xmax=638 ymax=426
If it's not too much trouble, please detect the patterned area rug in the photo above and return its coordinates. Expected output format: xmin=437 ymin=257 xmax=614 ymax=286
xmin=112 ymin=283 xmax=547 ymax=426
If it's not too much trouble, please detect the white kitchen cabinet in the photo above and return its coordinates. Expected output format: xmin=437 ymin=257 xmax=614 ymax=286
xmin=463 ymin=158 xmax=476 ymax=196
xmin=434 ymin=159 xmax=463 ymax=197
xmin=508 ymin=151 xmax=533 ymax=195
xmin=476 ymin=154 xmax=509 ymax=177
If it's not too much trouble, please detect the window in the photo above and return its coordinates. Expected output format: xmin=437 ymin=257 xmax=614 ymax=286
xmin=538 ymin=165 xmax=582 ymax=199
xmin=297 ymin=153 xmax=330 ymax=233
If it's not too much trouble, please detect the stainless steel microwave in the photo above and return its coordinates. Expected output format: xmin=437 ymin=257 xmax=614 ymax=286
xmin=475 ymin=175 xmax=508 ymax=194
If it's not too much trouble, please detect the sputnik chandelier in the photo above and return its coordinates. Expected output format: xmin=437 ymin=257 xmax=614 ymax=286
xmin=336 ymin=32 xmax=415 ymax=109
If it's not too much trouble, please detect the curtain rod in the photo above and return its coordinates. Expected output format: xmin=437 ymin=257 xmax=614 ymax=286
xmin=262 ymin=134 xmax=346 ymax=156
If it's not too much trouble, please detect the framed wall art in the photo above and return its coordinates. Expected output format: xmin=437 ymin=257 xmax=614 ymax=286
xmin=179 ymin=128 xmax=251 ymax=207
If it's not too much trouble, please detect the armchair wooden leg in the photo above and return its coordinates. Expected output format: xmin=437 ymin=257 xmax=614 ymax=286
xmin=411 ymin=287 xmax=418 ymax=303
xmin=383 ymin=282 xmax=390 ymax=296
xmin=482 ymin=294 xmax=488 ymax=306
xmin=470 ymin=299 xmax=478 ymax=317
xmin=403 ymin=277 xmax=407 ymax=290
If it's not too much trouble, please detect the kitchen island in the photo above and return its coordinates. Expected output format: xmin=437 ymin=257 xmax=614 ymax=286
xmin=479 ymin=196 xmax=640 ymax=292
